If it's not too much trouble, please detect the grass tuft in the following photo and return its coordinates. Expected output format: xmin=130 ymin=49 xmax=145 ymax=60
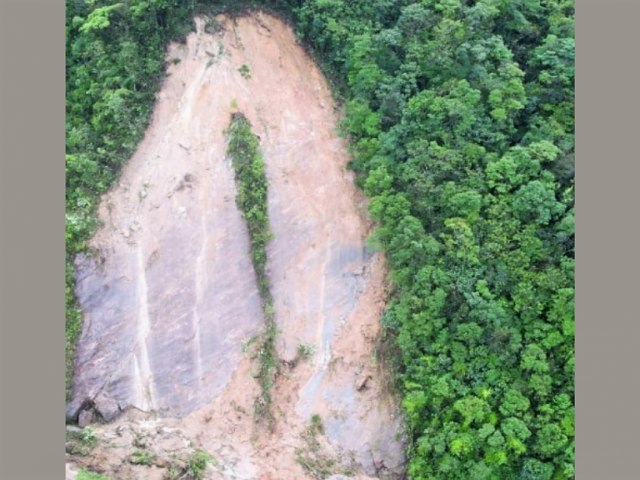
xmin=77 ymin=470 xmax=109 ymax=480
xmin=129 ymin=449 xmax=157 ymax=466
xmin=66 ymin=427 xmax=98 ymax=456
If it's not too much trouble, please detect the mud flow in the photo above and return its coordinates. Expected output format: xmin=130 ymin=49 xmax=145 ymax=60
xmin=67 ymin=12 xmax=405 ymax=480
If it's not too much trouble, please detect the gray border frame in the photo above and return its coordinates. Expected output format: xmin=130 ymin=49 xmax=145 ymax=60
xmin=0 ymin=0 xmax=65 ymax=479
xmin=575 ymin=0 xmax=640 ymax=478
xmin=0 ymin=0 xmax=637 ymax=479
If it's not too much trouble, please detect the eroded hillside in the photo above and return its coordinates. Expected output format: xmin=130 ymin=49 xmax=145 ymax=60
xmin=67 ymin=12 xmax=405 ymax=480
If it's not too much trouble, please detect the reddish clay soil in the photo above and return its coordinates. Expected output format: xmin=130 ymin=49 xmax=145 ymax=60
xmin=67 ymin=12 xmax=405 ymax=480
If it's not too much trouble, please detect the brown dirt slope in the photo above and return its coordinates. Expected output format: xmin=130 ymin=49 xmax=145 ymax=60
xmin=67 ymin=12 xmax=406 ymax=480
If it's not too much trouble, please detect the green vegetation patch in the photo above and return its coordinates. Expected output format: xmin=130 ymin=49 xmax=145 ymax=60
xmin=238 ymin=63 xmax=252 ymax=79
xmin=164 ymin=449 xmax=216 ymax=480
xmin=129 ymin=449 xmax=157 ymax=466
xmin=77 ymin=470 xmax=109 ymax=480
xmin=226 ymin=112 xmax=278 ymax=425
xmin=65 ymin=426 xmax=98 ymax=456
xmin=188 ymin=450 xmax=216 ymax=480
xmin=297 ymin=343 xmax=316 ymax=361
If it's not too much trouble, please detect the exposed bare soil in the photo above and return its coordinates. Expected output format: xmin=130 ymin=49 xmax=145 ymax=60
xmin=67 ymin=12 xmax=405 ymax=480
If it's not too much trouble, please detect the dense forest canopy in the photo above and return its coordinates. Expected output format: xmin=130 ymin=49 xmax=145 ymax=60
xmin=66 ymin=1 xmax=574 ymax=479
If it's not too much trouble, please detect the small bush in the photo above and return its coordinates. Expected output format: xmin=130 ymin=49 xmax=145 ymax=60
xmin=66 ymin=427 xmax=98 ymax=456
xmin=310 ymin=414 xmax=324 ymax=434
xmin=297 ymin=343 xmax=316 ymax=361
xmin=129 ymin=449 xmax=157 ymax=466
xmin=80 ymin=426 xmax=97 ymax=445
xmin=188 ymin=450 xmax=215 ymax=480
xmin=238 ymin=64 xmax=251 ymax=79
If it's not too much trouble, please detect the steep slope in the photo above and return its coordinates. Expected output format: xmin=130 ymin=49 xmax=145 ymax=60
xmin=67 ymin=12 xmax=404 ymax=479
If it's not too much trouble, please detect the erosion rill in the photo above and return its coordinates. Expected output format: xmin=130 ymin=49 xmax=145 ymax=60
xmin=66 ymin=12 xmax=406 ymax=480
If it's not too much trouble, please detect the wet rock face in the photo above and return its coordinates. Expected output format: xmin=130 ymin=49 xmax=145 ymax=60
xmin=66 ymin=58 xmax=265 ymax=421
xmin=68 ymin=177 xmax=264 ymax=421
xmin=67 ymin=12 xmax=405 ymax=478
